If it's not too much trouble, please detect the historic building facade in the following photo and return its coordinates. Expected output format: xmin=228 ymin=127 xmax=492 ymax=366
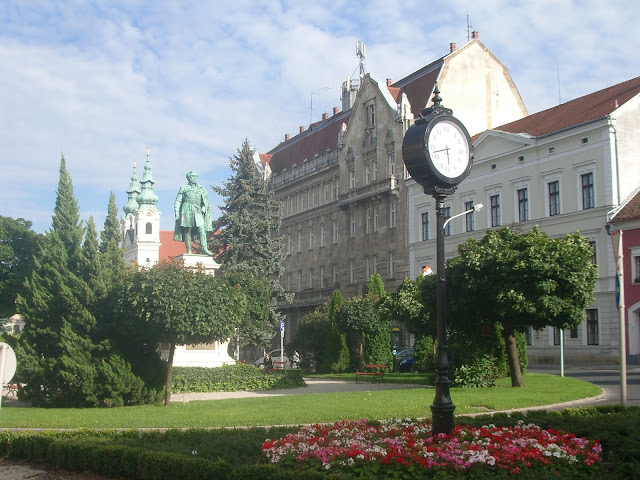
xmin=408 ymin=75 xmax=640 ymax=364
xmin=264 ymin=33 xmax=528 ymax=344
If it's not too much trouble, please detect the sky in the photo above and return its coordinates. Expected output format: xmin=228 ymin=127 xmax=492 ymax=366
xmin=2 ymin=0 xmax=639 ymax=235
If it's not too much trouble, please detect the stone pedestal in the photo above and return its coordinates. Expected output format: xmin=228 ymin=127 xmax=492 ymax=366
xmin=160 ymin=253 xmax=236 ymax=368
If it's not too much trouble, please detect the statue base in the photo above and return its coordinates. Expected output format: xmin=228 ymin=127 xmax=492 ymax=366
xmin=163 ymin=253 xmax=235 ymax=367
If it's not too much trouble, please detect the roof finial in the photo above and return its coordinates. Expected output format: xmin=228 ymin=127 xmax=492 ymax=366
xmin=432 ymin=83 xmax=442 ymax=107
xmin=147 ymin=145 xmax=150 ymax=160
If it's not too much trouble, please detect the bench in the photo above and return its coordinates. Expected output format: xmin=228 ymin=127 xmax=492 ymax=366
xmin=265 ymin=361 xmax=287 ymax=372
xmin=355 ymin=364 xmax=386 ymax=383
xmin=2 ymin=384 xmax=18 ymax=398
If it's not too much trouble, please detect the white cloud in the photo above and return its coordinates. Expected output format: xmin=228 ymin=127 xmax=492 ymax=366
xmin=1 ymin=0 xmax=638 ymax=233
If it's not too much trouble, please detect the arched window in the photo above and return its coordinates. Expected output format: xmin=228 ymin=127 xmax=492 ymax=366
xmin=146 ymin=222 xmax=152 ymax=235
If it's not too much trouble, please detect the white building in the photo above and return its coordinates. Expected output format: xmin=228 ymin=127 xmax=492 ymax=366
xmin=408 ymin=75 xmax=640 ymax=364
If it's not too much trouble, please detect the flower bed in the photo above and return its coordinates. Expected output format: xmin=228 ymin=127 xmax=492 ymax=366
xmin=263 ymin=418 xmax=601 ymax=477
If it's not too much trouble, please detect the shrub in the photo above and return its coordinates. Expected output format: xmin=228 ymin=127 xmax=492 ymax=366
xmin=451 ymin=354 xmax=499 ymax=388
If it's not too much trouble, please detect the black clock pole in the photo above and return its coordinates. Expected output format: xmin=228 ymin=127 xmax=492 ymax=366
xmin=431 ymin=190 xmax=455 ymax=435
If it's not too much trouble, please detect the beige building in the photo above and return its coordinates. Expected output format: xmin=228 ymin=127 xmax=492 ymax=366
xmin=264 ymin=33 xmax=527 ymax=345
xmin=408 ymin=75 xmax=640 ymax=364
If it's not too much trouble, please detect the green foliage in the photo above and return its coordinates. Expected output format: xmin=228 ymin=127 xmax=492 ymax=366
xmin=364 ymin=330 xmax=393 ymax=368
xmin=366 ymin=273 xmax=385 ymax=298
xmin=320 ymin=290 xmax=350 ymax=373
xmin=0 ymin=216 xmax=40 ymax=317
xmin=98 ymin=191 xmax=126 ymax=287
xmin=451 ymin=354 xmax=500 ymax=388
xmin=380 ymin=275 xmax=436 ymax=338
xmin=412 ymin=335 xmax=436 ymax=381
xmin=171 ymin=363 xmax=305 ymax=393
xmin=289 ymin=307 xmax=329 ymax=365
xmin=448 ymin=227 xmax=597 ymax=386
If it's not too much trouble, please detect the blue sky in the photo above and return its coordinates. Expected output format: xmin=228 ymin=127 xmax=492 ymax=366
xmin=2 ymin=0 xmax=639 ymax=234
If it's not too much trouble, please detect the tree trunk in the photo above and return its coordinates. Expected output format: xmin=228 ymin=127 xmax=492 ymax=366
xmin=502 ymin=322 xmax=526 ymax=388
xmin=164 ymin=343 xmax=176 ymax=406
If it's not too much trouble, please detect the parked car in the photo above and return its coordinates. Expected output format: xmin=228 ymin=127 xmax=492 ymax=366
xmin=255 ymin=349 xmax=289 ymax=369
xmin=394 ymin=348 xmax=414 ymax=361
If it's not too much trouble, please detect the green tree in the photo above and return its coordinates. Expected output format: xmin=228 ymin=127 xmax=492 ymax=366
xmin=336 ymin=296 xmax=385 ymax=371
xmin=16 ymin=157 xmax=148 ymax=407
xmin=289 ymin=306 xmax=330 ymax=369
xmin=0 ymin=216 xmax=40 ymax=317
xmin=211 ymin=139 xmax=289 ymax=349
xmin=447 ymin=227 xmax=597 ymax=387
xmin=364 ymin=274 xmax=393 ymax=368
xmin=99 ymin=192 xmax=126 ymax=287
xmin=114 ymin=260 xmax=248 ymax=405
xmin=320 ymin=290 xmax=349 ymax=373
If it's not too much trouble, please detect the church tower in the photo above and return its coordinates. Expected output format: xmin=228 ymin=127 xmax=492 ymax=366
xmin=121 ymin=147 xmax=161 ymax=267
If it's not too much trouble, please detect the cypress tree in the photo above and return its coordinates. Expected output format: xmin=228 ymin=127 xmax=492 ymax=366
xmin=99 ymin=191 xmax=125 ymax=287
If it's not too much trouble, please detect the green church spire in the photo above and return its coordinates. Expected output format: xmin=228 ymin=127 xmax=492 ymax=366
xmin=123 ymin=160 xmax=140 ymax=216
xmin=137 ymin=146 xmax=159 ymax=209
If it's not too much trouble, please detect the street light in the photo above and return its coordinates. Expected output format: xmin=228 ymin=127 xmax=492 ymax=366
xmin=443 ymin=204 xmax=483 ymax=232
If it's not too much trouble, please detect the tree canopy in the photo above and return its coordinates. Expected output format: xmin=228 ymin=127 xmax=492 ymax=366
xmin=0 ymin=216 xmax=40 ymax=318
xmin=447 ymin=227 xmax=597 ymax=387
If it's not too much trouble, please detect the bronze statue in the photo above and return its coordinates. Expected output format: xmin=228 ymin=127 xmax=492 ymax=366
xmin=174 ymin=171 xmax=213 ymax=255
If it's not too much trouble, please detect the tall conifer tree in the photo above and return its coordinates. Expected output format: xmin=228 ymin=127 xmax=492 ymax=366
xmin=211 ymin=139 xmax=290 ymax=348
xmin=99 ymin=192 xmax=125 ymax=287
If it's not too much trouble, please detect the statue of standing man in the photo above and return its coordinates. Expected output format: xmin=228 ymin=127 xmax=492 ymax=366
xmin=174 ymin=171 xmax=214 ymax=255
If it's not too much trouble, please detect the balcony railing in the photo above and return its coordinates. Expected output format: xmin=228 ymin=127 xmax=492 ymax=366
xmin=338 ymin=176 xmax=398 ymax=208
xmin=270 ymin=150 xmax=339 ymax=188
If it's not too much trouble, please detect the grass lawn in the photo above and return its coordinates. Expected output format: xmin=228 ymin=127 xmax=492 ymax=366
xmin=0 ymin=373 xmax=601 ymax=429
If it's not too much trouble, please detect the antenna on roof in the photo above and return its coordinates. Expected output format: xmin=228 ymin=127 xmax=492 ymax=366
xmin=466 ymin=15 xmax=473 ymax=41
xmin=356 ymin=41 xmax=366 ymax=78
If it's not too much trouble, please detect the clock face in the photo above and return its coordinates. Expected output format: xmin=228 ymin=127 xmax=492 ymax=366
xmin=427 ymin=119 xmax=470 ymax=179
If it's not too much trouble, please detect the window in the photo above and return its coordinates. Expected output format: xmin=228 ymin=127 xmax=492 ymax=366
xmin=490 ymin=195 xmax=501 ymax=227
xmin=287 ymin=272 xmax=292 ymax=291
xmin=374 ymin=206 xmax=379 ymax=232
xmin=548 ymin=181 xmax=560 ymax=216
xmin=320 ymin=223 xmax=326 ymax=247
xmin=570 ymin=327 xmax=578 ymax=339
xmin=350 ymin=213 xmax=356 ymax=237
xmin=443 ymin=206 xmax=451 ymax=236
xmin=364 ymin=163 xmax=370 ymax=184
xmin=369 ymin=104 xmax=375 ymax=127
xmin=421 ymin=212 xmax=429 ymax=241
xmin=324 ymin=183 xmax=330 ymax=202
xmin=335 ymin=178 xmax=340 ymax=197
xmin=350 ymin=259 xmax=356 ymax=283
xmin=287 ymin=233 xmax=292 ymax=254
xmin=553 ymin=327 xmax=562 ymax=346
xmin=373 ymin=254 xmax=378 ymax=274
xmin=581 ymin=137 xmax=589 ymax=144
xmin=589 ymin=240 xmax=597 ymax=265
xmin=309 ymin=268 xmax=314 ymax=289
xmin=309 ymin=226 xmax=314 ymax=249
xmin=524 ymin=326 xmax=533 ymax=346
xmin=297 ymin=270 xmax=302 ymax=292
xmin=464 ymin=201 xmax=475 ymax=232
xmin=145 ymin=222 xmax=152 ymax=234
xmin=390 ymin=201 xmax=397 ymax=228
xmin=373 ymin=161 xmax=378 ymax=181
xmin=365 ymin=256 xmax=371 ymax=278
xmin=365 ymin=208 xmax=371 ymax=234
xmin=297 ymin=230 xmax=302 ymax=252
xmin=389 ymin=154 xmax=396 ymax=176
xmin=548 ymin=146 xmax=556 ymax=154
xmin=581 ymin=172 xmax=594 ymax=209
xmin=349 ymin=169 xmax=356 ymax=190
xmin=634 ymin=255 xmax=640 ymax=283
xmin=320 ymin=266 xmax=325 ymax=288
xmin=389 ymin=251 xmax=397 ymax=278
xmin=332 ymin=219 xmax=339 ymax=243
xmin=586 ymin=309 xmax=599 ymax=345
xmin=333 ymin=264 xmax=338 ymax=284
xmin=517 ymin=188 xmax=528 ymax=222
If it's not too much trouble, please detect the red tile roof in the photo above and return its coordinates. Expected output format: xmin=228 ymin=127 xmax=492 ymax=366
xmin=612 ymin=190 xmax=640 ymax=223
xmin=159 ymin=230 xmax=187 ymax=260
xmin=494 ymin=75 xmax=640 ymax=137
xmin=267 ymin=110 xmax=351 ymax=173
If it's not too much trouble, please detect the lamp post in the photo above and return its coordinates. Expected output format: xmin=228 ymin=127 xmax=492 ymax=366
xmin=401 ymin=86 xmax=475 ymax=435
xmin=431 ymin=202 xmax=483 ymax=434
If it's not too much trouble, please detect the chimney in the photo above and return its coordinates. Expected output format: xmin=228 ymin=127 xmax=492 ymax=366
xmin=285 ymin=133 xmax=290 ymax=141
xmin=449 ymin=42 xmax=456 ymax=53
xmin=322 ymin=112 xmax=329 ymax=121
xmin=333 ymin=107 xmax=339 ymax=116
xmin=386 ymin=78 xmax=392 ymax=86
xmin=472 ymin=31 xmax=479 ymax=39
xmin=299 ymin=126 xmax=305 ymax=133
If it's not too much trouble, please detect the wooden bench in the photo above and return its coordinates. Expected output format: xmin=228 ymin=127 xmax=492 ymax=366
xmin=355 ymin=364 xmax=386 ymax=383
xmin=265 ymin=361 xmax=287 ymax=372
xmin=2 ymin=384 xmax=18 ymax=398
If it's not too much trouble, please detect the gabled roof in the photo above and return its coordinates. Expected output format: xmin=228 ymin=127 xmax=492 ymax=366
xmin=611 ymin=188 xmax=640 ymax=223
xmin=267 ymin=110 xmax=351 ymax=173
xmin=390 ymin=58 xmax=443 ymax=118
xmin=493 ymin=75 xmax=640 ymax=137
